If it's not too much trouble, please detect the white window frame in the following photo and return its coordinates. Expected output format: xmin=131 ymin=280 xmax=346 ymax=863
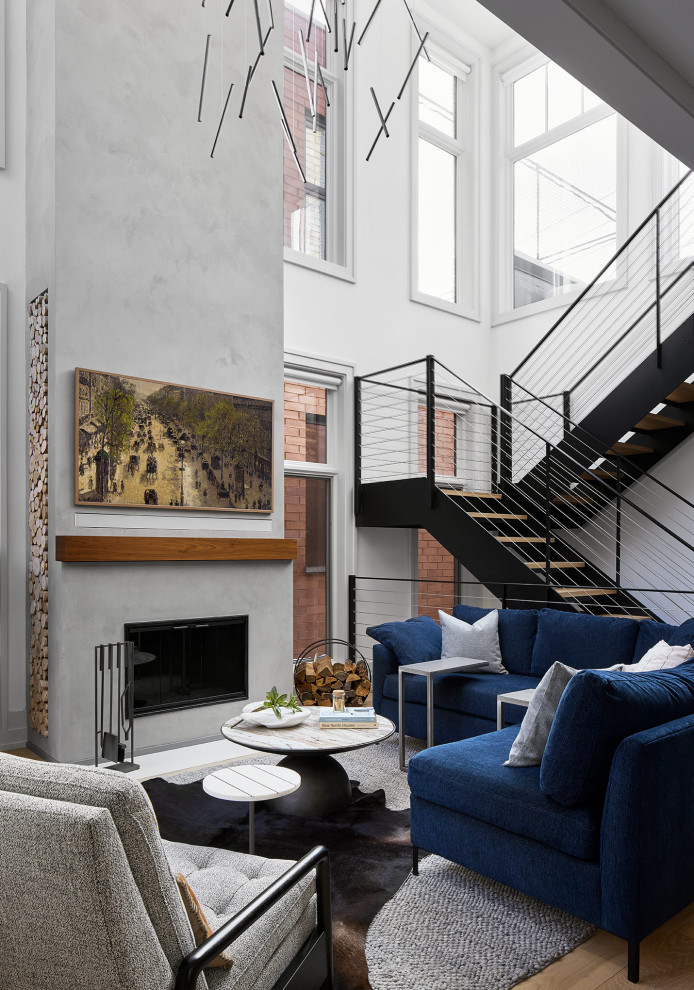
xmin=283 ymin=352 xmax=355 ymax=646
xmin=282 ymin=9 xmax=355 ymax=282
xmin=494 ymin=49 xmax=629 ymax=323
xmin=410 ymin=34 xmax=479 ymax=320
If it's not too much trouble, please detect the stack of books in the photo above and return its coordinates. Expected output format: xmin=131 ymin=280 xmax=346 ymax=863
xmin=319 ymin=706 xmax=378 ymax=729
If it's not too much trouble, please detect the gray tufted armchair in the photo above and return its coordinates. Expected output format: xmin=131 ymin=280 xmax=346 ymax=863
xmin=0 ymin=753 xmax=333 ymax=990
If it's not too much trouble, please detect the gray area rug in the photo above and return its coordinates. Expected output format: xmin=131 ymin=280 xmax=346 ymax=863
xmin=164 ymin=735 xmax=595 ymax=989
xmin=163 ymin=735 xmax=424 ymax=811
xmin=366 ymin=854 xmax=595 ymax=990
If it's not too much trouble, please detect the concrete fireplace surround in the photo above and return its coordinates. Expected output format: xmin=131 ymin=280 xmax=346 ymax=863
xmin=23 ymin=0 xmax=291 ymax=763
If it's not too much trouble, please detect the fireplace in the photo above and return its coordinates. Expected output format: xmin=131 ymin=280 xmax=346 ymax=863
xmin=124 ymin=615 xmax=248 ymax=716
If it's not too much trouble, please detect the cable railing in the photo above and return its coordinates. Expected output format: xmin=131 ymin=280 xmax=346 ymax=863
xmin=510 ymin=169 xmax=694 ymax=440
xmin=356 ymin=356 xmax=694 ymax=622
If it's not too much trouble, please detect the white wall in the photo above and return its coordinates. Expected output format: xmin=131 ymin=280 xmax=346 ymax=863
xmin=0 ymin=0 xmax=28 ymax=749
xmin=24 ymin=0 xmax=291 ymax=762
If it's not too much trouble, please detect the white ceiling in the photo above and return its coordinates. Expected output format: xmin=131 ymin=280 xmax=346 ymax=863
xmin=427 ymin=0 xmax=516 ymax=52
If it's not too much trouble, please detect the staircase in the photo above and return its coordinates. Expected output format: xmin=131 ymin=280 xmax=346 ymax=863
xmin=356 ymin=171 xmax=694 ymax=624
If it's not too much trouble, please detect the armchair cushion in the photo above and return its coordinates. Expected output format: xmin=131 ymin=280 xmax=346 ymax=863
xmin=452 ymin=605 xmax=538 ymax=675
xmin=0 ymin=753 xmax=196 ymax=978
xmin=407 ymin=728 xmax=602 ymax=860
xmin=530 ymin=610 xmax=639 ymax=678
xmin=366 ymin=614 xmax=441 ymax=665
xmin=540 ymin=666 xmax=694 ymax=806
xmin=164 ymin=841 xmax=316 ymax=990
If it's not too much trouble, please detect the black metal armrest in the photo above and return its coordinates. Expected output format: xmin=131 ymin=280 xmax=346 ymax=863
xmin=175 ymin=844 xmax=333 ymax=990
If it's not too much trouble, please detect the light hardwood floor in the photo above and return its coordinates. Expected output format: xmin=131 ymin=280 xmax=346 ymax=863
xmin=7 ymin=747 xmax=43 ymax=761
xmin=6 ymin=747 xmax=694 ymax=987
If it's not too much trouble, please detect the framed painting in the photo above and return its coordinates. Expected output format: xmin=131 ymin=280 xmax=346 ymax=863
xmin=75 ymin=369 xmax=273 ymax=512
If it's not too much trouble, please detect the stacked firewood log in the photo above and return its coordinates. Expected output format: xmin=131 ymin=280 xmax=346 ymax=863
xmin=294 ymin=655 xmax=372 ymax=707
xmin=29 ymin=292 xmax=49 ymax=738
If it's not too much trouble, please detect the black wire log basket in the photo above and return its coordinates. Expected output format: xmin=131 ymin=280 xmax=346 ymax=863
xmin=294 ymin=639 xmax=372 ymax=708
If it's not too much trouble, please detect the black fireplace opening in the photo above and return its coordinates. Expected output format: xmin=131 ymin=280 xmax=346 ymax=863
xmin=124 ymin=614 xmax=248 ymax=716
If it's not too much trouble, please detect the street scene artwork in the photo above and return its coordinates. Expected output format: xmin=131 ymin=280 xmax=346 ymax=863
xmin=75 ymin=369 xmax=273 ymax=512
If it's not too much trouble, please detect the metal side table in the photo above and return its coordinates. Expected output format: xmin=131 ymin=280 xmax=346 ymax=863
xmin=496 ymin=688 xmax=536 ymax=730
xmin=398 ymin=657 xmax=489 ymax=771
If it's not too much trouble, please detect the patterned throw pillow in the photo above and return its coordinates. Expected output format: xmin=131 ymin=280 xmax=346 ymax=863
xmin=175 ymin=874 xmax=234 ymax=969
xmin=628 ymin=639 xmax=694 ymax=671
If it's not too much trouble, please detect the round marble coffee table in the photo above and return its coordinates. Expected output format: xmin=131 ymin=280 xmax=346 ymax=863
xmin=220 ymin=708 xmax=395 ymax=816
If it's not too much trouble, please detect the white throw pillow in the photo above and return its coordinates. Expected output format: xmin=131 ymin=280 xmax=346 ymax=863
xmin=628 ymin=639 xmax=694 ymax=672
xmin=438 ymin=609 xmax=508 ymax=675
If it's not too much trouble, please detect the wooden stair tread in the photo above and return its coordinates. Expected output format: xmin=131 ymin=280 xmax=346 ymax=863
xmin=553 ymin=494 xmax=594 ymax=505
xmin=666 ymin=383 xmax=694 ymax=404
xmin=634 ymin=412 xmax=685 ymax=430
xmin=556 ymin=587 xmax=617 ymax=598
xmin=497 ymin=536 xmax=554 ymax=543
xmin=605 ymin=442 xmax=654 ymax=456
xmin=604 ymin=613 xmax=651 ymax=620
xmin=441 ymin=489 xmax=502 ymax=499
xmin=526 ymin=561 xmax=586 ymax=569
xmin=580 ymin=468 xmax=618 ymax=480
xmin=468 ymin=512 xmax=527 ymax=520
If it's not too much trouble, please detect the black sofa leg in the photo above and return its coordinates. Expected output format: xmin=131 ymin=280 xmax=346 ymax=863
xmin=628 ymin=940 xmax=640 ymax=983
xmin=412 ymin=845 xmax=419 ymax=876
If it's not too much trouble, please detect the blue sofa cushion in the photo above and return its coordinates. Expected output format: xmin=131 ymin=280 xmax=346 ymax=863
xmin=408 ymin=728 xmax=603 ymax=860
xmin=452 ymin=605 xmax=537 ymax=676
xmin=634 ymin=618 xmax=694 ymax=660
xmin=382 ymin=671 xmax=538 ymax=724
xmin=530 ymin=609 xmax=639 ymax=678
xmin=366 ymin=615 xmax=441 ymax=666
xmin=541 ymin=665 xmax=694 ymax=806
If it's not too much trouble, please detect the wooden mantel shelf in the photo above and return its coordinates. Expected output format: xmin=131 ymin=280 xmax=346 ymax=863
xmin=55 ymin=535 xmax=297 ymax=563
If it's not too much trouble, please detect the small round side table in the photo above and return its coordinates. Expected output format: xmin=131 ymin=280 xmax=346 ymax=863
xmin=202 ymin=764 xmax=301 ymax=853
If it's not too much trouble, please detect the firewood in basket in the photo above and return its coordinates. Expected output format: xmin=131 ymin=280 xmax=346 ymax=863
xmin=315 ymin=655 xmax=334 ymax=677
xmin=345 ymin=672 xmax=360 ymax=683
xmin=304 ymin=661 xmax=317 ymax=682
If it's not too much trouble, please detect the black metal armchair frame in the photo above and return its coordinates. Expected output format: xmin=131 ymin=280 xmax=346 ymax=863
xmin=174 ymin=845 xmax=334 ymax=990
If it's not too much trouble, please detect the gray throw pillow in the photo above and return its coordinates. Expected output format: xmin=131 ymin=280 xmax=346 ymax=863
xmin=438 ymin=609 xmax=508 ymax=675
xmin=505 ymin=661 xmax=576 ymax=767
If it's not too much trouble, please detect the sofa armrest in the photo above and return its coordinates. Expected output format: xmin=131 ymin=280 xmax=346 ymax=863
xmin=372 ymin=644 xmax=399 ymax=713
xmin=174 ymin=845 xmax=333 ymax=990
xmin=600 ymin=714 xmax=694 ymax=942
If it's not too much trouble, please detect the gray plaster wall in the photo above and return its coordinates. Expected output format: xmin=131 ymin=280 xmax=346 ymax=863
xmin=26 ymin=0 xmax=289 ymax=761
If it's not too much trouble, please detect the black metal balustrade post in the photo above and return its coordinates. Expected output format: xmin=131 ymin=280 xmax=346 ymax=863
xmin=354 ymin=377 xmax=362 ymax=515
xmin=426 ymin=355 xmax=436 ymax=509
xmin=348 ymin=574 xmax=356 ymax=662
xmin=615 ymin=457 xmax=622 ymax=587
xmin=499 ymin=375 xmax=513 ymax=492
xmin=563 ymin=391 xmax=571 ymax=441
xmin=544 ymin=443 xmax=552 ymax=584
xmin=656 ymin=209 xmax=663 ymax=369
xmin=490 ymin=406 xmax=499 ymax=492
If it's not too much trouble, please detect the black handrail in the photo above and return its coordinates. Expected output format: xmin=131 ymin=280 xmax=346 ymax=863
xmin=511 ymin=169 xmax=693 ymax=380
xmin=350 ymin=574 xmax=694 ymax=595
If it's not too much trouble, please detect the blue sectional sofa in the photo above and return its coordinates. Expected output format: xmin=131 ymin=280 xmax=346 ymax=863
xmin=371 ymin=605 xmax=694 ymax=743
xmin=369 ymin=606 xmax=694 ymax=983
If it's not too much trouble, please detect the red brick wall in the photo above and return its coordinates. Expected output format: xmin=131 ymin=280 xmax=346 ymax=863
xmin=284 ymin=382 xmax=328 ymax=657
xmin=417 ymin=406 xmax=457 ymax=476
xmin=417 ymin=406 xmax=457 ymax=619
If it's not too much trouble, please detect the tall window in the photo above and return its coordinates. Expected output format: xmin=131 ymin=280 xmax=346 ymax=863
xmin=506 ymin=60 xmax=618 ymax=309
xmin=283 ymin=1 xmax=349 ymax=270
xmin=414 ymin=46 xmax=474 ymax=313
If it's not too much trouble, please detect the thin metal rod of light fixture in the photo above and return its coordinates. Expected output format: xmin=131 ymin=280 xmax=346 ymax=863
xmin=253 ymin=0 xmax=265 ymax=54
xmin=357 ymin=0 xmax=383 ymax=46
xmin=397 ymin=31 xmax=429 ymax=100
xmin=225 ymin=0 xmax=236 ymax=15
xmin=267 ymin=0 xmax=275 ymax=30
xmin=239 ymin=65 xmax=255 ymax=119
xmin=366 ymin=100 xmax=395 ymax=161
xmin=318 ymin=63 xmax=331 ymax=107
xmin=307 ymin=0 xmax=316 ymax=42
xmin=198 ymin=34 xmax=211 ymax=123
xmin=370 ymin=87 xmax=390 ymax=137
xmin=272 ymin=80 xmax=307 ymax=182
xmin=313 ymin=51 xmax=319 ymax=133
xmin=334 ymin=0 xmax=339 ymax=53
xmin=298 ymin=30 xmax=316 ymax=118
xmin=344 ymin=20 xmax=356 ymax=70
xmin=318 ymin=0 xmax=332 ymax=33
xmin=402 ymin=0 xmax=430 ymax=60
xmin=210 ymin=81 xmax=234 ymax=158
